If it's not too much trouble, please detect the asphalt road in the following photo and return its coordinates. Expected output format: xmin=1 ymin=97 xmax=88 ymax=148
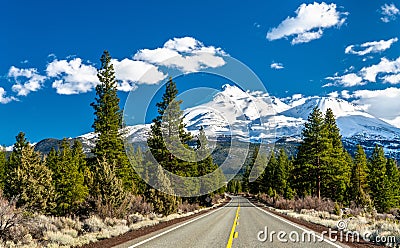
xmin=116 ymin=196 xmax=346 ymax=248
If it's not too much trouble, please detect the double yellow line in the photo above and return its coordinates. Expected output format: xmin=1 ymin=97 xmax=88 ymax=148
xmin=226 ymin=204 xmax=240 ymax=248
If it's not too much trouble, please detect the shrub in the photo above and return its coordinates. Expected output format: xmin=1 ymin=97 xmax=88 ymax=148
xmin=0 ymin=194 xmax=24 ymax=241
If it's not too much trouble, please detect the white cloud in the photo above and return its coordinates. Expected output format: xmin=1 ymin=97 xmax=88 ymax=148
xmin=380 ymin=3 xmax=400 ymax=23
xmin=8 ymin=66 xmax=47 ymax=96
xmin=327 ymin=91 xmax=339 ymax=98
xmin=341 ymin=90 xmax=351 ymax=99
xmin=46 ymin=56 xmax=168 ymax=94
xmin=266 ymin=2 xmax=347 ymax=44
xmin=0 ymin=87 xmax=16 ymax=104
xmin=345 ymin=37 xmax=398 ymax=56
xmin=270 ymin=62 xmax=284 ymax=69
xmin=360 ymin=57 xmax=400 ymax=82
xmin=46 ymin=58 xmax=99 ymax=95
xmin=111 ymin=58 xmax=167 ymax=91
xmin=326 ymin=56 xmax=400 ymax=87
xmin=133 ymin=37 xmax=226 ymax=72
xmin=383 ymin=73 xmax=400 ymax=84
xmin=349 ymin=87 xmax=400 ymax=121
xmin=325 ymin=73 xmax=365 ymax=87
xmin=291 ymin=29 xmax=323 ymax=45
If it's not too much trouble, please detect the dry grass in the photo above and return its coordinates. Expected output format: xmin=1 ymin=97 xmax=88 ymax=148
xmin=0 ymin=193 xmax=226 ymax=247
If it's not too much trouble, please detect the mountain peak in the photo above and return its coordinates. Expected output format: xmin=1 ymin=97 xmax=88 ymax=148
xmin=284 ymin=96 xmax=373 ymax=119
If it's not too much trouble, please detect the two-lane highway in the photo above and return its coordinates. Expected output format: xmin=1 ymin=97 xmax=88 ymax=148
xmin=116 ymin=196 xmax=347 ymax=248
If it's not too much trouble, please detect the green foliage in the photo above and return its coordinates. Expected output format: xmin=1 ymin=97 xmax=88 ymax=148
xmin=90 ymin=50 xmax=136 ymax=192
xmin=227 ymin=179 xmax=242 ymax=194
xmin=368 ymin=145 xmax=393 ymax=212
xmin=385 ymin=158 xmax=400 ymax=208
xmin=0 ymin=147 xmax=5 ymax=190
xmin=293 ymin=108 xmax=350 ymax=202
xmin=349 ymin=145 xmax=370 ymax=206
xmin=7 ymin=143 xmax=54 ymax=213
xmin=146 ymin=161 xmax=178 ymax=216
xmin=146 ymin=77 xmax=198 ymax=199
xmin=92 ymin=157 xmax=128 ymax=217
xmin=4 ymin=132 xmax=30 ymax=199
xmin=322 ymin=109 xmax=351 ymax=202
xmin=196 ymin=127 xmax=225 ymax=204
xmin=294 ymin=107 xmax=331 ymax=198
xmin=147 ymin=77 xmax=195 ymax=177
xmin=48 ymin=139 xmax=88 ymax=216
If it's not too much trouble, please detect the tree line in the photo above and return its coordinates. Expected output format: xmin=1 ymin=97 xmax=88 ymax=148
xmin=239 ymin=107 xmax=400 ymax=213
xmin=0 ymin=51 xmax=225 ymax=218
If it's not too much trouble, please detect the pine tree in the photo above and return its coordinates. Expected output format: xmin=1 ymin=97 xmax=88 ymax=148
xmin=93 ymin=157 xmax=128 ymax=217
xmin=349 ymin=145 xmax=369 ymax=206
xmin=276 ymin=148 xmax=291 ymax=197
xmin=294 ymin=107 xmax=331 ymax=198
xmin=8 ymin=144 xmax=54 ymax=213
xmin=385 ymin=158 xmax=400 ymax=208
xmin=4 ymin=132 xmax=30 ymax=199
xmin=0 ymin=147 xmax=5 ymax=190
xmin=147 ymin=77 xmax=196 ymax=195
xmin=248 ymin=147 xmax=268 ymax=194
xmin=91 ymin=51 xmax=135 ymax=191
xmin=196 ymin=127 xmax=224 ymax=204
xmin=49 ymin=139 xmax=88 ymax=216
xmin=146 ymin=160 xmax=178 ymax=215
xmin=323 ymin=108 xmax=351 ymax=202
xmin=368 ymin=145 xmax=391 ymax=212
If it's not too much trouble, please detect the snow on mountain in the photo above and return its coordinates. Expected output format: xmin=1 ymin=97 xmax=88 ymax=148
xmin=280 ymin=96 xmax=400 ymax=140
xmin=76 ymin=124 xmax=151 ymax=153
xmin=182 ymin=85 xmax=400 ymax=145
xmin=33 ymin=84 xmax=400 ymax=158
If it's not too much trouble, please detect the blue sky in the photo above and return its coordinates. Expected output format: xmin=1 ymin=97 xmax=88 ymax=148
xmin=1 ymin=0 xmax=400 ymax=146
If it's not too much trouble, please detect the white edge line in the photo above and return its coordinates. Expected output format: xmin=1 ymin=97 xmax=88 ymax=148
xmin=128 ymin=199 xmax=233 ymax=248
xmin=247 ymin=198 xmax=343 ymax=248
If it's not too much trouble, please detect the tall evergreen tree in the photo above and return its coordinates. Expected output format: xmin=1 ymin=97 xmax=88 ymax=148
xmin=385 ymin=158 xmax=400 ymax=208
xmin=349 ymin=145 xmax=369 ymax=206
xmin=91 ymin=51 xmax=135 ymax=191
xmin=0 ymin=147 xmax=5 ymax=190
xmin=147 ymin=77 xmax=196 ymax=195
xmin=323 ymin=109 xmax=350 ymax=202
xmin=294 ymin=107 xmax=331 ymax=198
xmin=368 ymin=145 xmax=392 ymax=212
xmin=276 ymin=148 xmax=292 ymax=198
xmin=4 ymin=132 xmax=30 ymax=199
xmin=93 ymin=157 xmax=128 ymax=218
xmin=49 ymin=139 xmax=88 ymax=216
xmin=8 ymin=144 xmax=54 ymax=213
xmin=146 ymin=161 xmax=178 ymax=215
xmin=196 ymin=127 xmax=224 ymax=204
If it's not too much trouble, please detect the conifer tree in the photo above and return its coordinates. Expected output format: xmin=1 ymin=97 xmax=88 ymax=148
xmin=146 ymin=159 xmax=178 ymax=215
xmin=368 ymin=145 xmax=392 ymax=212
xmin=91 ymin=51 xmax=135 ymax=191
xmin=196 ymin=127 xmax=224 ymax=204
xmin=4 ymin=132 xmax=30 ymax=199
xmin=294 ymin=107 xmax=331 ymax=198
xmin=323 ymin=108 xmax=350 ymax=202
xmin=276 ymin=148 xmax=292 ymax=197
xmin=49 ymin=139 xmax=88 ymax=216
xmin=349 ymin=145 xmax=369 ymax=206
xmin=147 ymin=77 xmax=196 ymax=195
xmin=94 ymin=157 xmax=128 ymax=217
xmin=386 ymin=158 xmax=400 ymax=208
xmin=0 ymin=147 xmax=5 ymax=190
xmin=8 ymin=144 xmax=54 ymax=213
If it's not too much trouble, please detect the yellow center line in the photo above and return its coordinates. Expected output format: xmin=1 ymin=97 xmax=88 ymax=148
xmin=226 ymin=203 xmax=240 ymax=248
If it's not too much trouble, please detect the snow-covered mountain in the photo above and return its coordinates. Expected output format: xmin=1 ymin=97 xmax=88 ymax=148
xmin=181 ymin=85 xmax=400 ymax=143
xmin=33 ymin=84 xmax=400 ymax=159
